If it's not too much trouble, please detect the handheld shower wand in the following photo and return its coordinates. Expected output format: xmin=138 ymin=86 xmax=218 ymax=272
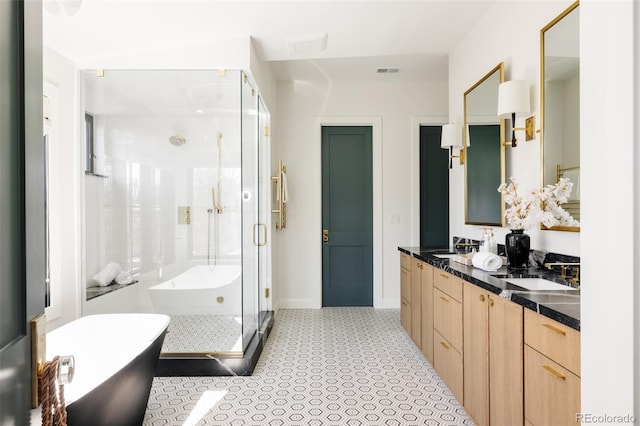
xmin=213 ymin=133 xmax=224 ymax=214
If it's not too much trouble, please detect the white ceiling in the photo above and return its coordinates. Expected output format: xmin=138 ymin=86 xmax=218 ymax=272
xmin=44 ymin=0 xmax=496 ymax=83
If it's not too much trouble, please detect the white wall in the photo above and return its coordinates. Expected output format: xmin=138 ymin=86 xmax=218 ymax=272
xmin=581 ymin=0 xmax=636 ymax=420
xmin=274 ymin=77 xmax=448 ymax=309
xmin=449 ymin=0 xmax=637 ymax=420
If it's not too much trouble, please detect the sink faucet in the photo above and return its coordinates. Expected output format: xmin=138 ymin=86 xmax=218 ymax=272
xmin=544 ymin=262 xmax=580 ymax=286
xmin=455 ymin=242 xmax=479 ymax=254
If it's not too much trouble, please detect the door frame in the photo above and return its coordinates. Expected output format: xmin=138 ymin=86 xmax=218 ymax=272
xmin=410 ymin=116 xmax=448 ymax=247
xmin=314 ymin=117 xmax=382 ymax=308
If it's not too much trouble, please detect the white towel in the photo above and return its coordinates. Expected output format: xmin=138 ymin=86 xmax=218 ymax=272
xmin=91 ymin=262 xmax=122 ymax=287
xmin=115 ymin=271 xmax=133 ymax=285
xmin=281 ymin=171 xmax=289 ymax=203
xmin=472 ymin=252 xmax=503 ymax=272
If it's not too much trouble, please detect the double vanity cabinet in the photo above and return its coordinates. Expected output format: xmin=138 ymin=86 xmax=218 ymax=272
xmin=399 ymin=248 xmax=581 ymax=426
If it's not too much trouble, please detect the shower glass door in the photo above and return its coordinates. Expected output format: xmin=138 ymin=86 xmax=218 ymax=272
xmin=258 ymin=96 xmax=271 ymax=324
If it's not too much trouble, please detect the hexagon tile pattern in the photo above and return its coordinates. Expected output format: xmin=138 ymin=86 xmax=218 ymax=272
xmin=144 ymin=308 xmax=474 ymax=425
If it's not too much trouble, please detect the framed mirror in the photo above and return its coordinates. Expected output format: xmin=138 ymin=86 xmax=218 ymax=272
xmin=464 ymin=63 xmax=506 ymax=226
xmin=540 ymin=1 xmax=580 ymax=232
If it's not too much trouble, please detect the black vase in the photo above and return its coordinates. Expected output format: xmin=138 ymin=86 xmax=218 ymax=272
xmin=505 ymin=229 xmax=530 ymax=269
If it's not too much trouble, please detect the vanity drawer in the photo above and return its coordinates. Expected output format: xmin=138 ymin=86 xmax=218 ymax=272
xmin=524 ymin=345 xmax=580 ymax=426
xmin=400 ymin=266 xmax=411 ymax=301
xmin=400 ymin=252 xmax=412 ymax=270
xmin=433 ymin=287 xmax=463 ymax=350
xmin=524 ymin=309 xmax=580 ymax=376
xmin=433 ymin=270 xmax=462 ymax=301
xmin=434 ymin=330 xmax=463 ymax=403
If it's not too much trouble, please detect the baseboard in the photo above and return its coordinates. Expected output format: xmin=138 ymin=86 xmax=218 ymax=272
xmin=277 ymin=298 xmax=322 ymax=309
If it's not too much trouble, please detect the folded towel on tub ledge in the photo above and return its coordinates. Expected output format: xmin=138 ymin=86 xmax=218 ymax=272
xmin=472 ymin=252 xmax=503 ymax=272
xmin=115 ymin=270 xmax=133 ymax=285
xmin=91 ymin=262 xmax=122 ymax=287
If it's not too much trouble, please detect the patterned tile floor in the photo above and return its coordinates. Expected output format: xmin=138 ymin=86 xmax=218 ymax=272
xmin=145 ymin=308 xmax=474 ymax=425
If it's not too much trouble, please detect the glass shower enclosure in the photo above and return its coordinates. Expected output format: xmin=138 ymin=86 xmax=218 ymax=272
xmin=81 ymin=69 xmax=271 ymax=372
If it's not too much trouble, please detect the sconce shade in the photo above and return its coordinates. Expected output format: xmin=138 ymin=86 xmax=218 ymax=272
xmin=440 ymin=123 xmax=462 ymax=149
xmin=497 ymin=80 xmax=530 ymax=118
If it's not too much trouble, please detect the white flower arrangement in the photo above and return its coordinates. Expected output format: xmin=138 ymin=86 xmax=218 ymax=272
xmin=497 ymin=177 xmax=580 ymax=230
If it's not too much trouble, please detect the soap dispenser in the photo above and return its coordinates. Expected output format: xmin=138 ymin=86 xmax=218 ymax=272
xmin=480 ymin=228 xmax=490 ymax=253
xmin=488 ymin=228 xmax=497 ymax=255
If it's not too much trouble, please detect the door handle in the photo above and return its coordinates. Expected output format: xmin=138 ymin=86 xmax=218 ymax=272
xmin=322 ymin=229 xmax=329 ymax=244
xmin=254 ymin=223 xmax=267 ymax=247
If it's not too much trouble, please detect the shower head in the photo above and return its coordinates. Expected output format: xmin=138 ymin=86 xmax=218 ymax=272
xmin=169 ymin=135 xmax=186 ymax=146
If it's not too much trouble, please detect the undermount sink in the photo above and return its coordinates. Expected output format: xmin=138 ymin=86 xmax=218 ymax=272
xmin=503 ymin=277 xmax=573 ymax=291
xmin=433 ymin=254 xmax=457 ymax=259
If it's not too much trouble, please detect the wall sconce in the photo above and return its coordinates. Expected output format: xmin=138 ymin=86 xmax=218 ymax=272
xmin=497 ymin=80 xmax=535 ymax=147
xmin=441 ymin=123 xmax=464 ymax=169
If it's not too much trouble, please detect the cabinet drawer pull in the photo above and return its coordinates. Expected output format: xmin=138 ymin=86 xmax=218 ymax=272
xmin=440 ymin=296 xmax=450 ymax=303
xmin=479 ymin=294 xmax=485 ymax=302
xmin=439 ymin=273 xmax=449 ymax=279
xmin=542 ymin=365 xmax=566 ymax=380
xmin=418 ymin=263 xmax=423 ymax=270
xmin=488 ymin=298 xmax=494 ymax=307
xmin=543 ymin=323 xmax=567 ymax=336
xmin=440 ymin=341 xmax=450 ymax=349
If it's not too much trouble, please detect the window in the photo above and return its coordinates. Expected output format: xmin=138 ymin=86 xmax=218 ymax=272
xmin=85 ymin=113 xmax=95 ymax=174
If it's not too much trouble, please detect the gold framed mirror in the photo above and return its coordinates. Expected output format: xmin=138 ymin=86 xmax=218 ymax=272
xmin=464 ymin=62 xmax=506 ymax=226
xmin=540 ymin=1 xmax=580 ymax=232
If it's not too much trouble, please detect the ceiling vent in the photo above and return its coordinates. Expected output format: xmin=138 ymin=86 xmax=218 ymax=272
xmin=286 ymin=33 xmax=328 ymax=55
xmin=377 ymin=68 xmax=399 ymax=74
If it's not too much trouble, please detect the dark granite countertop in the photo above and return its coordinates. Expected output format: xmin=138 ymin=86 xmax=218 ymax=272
xmin=398 ymin=246 xmax=580 ymax=331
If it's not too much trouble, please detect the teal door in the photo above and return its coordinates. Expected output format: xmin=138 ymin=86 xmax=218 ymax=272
xmin=419 ymin=126 xmax=449 ymax=247
xmin=321 ymin=126 xmax=373 ymax=307
xmin=0 ymin=0 xmax=45 ymax=424
xmin=466 ymin=124 xmax=502 ymax=225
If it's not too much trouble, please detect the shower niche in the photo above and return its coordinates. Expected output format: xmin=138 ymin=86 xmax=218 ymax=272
xmin=81 ymin=69 xmax=273 ymax=375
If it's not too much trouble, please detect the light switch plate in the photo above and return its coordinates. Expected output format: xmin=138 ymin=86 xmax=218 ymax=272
xmin=178 ymin=206 xmax=191 ymax=224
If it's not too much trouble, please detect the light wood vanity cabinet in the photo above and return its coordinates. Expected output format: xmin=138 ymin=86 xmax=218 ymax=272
xmin=399 ymin=253 xmax=412 ymax=333
xmin=419 ymin=262 xmax=434 ymax=363
xmin=524 ymin=309 xmax=581 ymax=426
xmin=397 ymin=251 xmax=580 ymax=426
xmin=410 ymin=258 xmax=423 ymax=348
xmin=463 ymin=282 xmax=524 ymax=426
xmin=433 ymin=270 xmax=463 ymax=402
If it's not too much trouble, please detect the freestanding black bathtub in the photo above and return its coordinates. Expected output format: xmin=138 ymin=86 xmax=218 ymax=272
xmin=45 ymin=314 xmax=170 ymax=426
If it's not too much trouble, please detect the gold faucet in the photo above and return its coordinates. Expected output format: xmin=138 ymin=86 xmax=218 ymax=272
xmin=544 ymin=262 xmax=580 ymax=286
xmin=455 ymin=242 xmax=478 ymax=254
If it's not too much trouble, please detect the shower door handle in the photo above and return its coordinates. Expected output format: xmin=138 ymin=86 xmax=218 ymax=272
xmin=254 ymin=223 xmax=267 ymax=247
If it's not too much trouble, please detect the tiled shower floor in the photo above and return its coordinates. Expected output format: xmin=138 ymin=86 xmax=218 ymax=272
xmin=162 ymin=314 xmax=243 ymax=353
xmin=145 ymin=308 xmax=473 ymax=425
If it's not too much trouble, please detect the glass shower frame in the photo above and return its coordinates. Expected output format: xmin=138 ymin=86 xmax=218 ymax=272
xmin=80 ymin=69 xmax=270 ymax=358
